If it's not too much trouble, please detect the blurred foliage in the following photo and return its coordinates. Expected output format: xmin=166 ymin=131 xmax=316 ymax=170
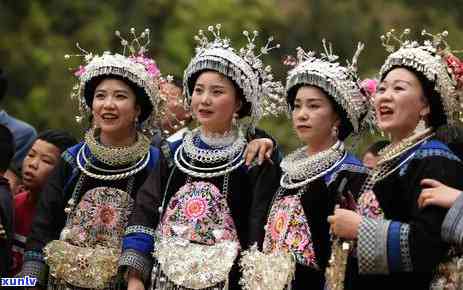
xmin=1 ymin=0 xmax=462 ymax=156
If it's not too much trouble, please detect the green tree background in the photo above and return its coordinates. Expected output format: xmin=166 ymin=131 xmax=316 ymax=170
xmin=1 ymin=0 xmax=462 ymax=155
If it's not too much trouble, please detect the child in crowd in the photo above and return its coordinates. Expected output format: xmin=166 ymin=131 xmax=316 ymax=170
xmin=10 ymin=129 xmax=77 ymax=276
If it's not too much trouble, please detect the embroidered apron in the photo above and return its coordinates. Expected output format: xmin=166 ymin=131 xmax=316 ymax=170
xmin=44 ymin=186 xmax=134 ymax=289
xmin=153 ymin=179 xmax=240 ymax=290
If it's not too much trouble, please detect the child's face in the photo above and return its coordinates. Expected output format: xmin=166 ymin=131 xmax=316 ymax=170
xmin=22 ymin=139 xmax=61 ymax=194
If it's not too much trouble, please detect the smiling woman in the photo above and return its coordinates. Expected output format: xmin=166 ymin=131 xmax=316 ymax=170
xmin=375 ymin=67 xmax=431 ymax=144
xmin=328 ymin=29 xmax=463 ymax=290
xmin=91 ymin=78 xmax=141 ymax=146
xmin=19 ymin=28 xmax=163 ymax=290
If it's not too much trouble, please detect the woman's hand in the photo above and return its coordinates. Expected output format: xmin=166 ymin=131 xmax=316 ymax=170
xmin=127 ymin=270 xmax=145 ymax=290
xmin=327 ymin=208 xmax=362 ymax=240
xmin=244 ymin=138 xmax=274 ymax=166
xmin=418 ymin=179 xmax=462 ymax=209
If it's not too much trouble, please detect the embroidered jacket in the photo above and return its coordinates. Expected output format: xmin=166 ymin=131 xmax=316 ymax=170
xmin=346 ymin=139 xmax=463 ymax=290
xmin=119 ymin=130 xmax=282 ymax=289
xmin=22 ymin=142 xmax=160 ymax=288
xmin=260 ymin=153 xmax=367 ymax=290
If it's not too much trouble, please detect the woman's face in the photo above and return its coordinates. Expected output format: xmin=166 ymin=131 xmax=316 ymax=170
xmin=375 ymin=68 xmax=430 ymax=142
xmin=191 ymin=71 xmax=241 ymax=133
xmin=292 ymin=86 xmax=339 ymax=146
xmin=92 ymin=78 xmax=140 ymax=139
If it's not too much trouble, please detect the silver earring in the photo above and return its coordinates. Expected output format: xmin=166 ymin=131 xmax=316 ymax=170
xmin=232 ymin=112 xmax=239 ymax=128
xmin=331 ymin=126 xmax=339 ymax=139
xmin=413 ymin=116 xmax=427 ymax=134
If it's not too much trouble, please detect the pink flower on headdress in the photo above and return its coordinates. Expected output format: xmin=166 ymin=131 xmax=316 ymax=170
xmin=74 ymin=65 xmax=86 ymax=77
xmin=146 ymin=62 xmax=160 ymax=77
xmin=130 ymin=53 xmax=160 ymax=78
xmin=360 ymin=78 xmax=378 ymax=97
xmin=445 ymin=53 xmax=463 ymax=89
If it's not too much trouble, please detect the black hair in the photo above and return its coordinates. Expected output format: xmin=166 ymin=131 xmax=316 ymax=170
xmin=36 ymin=129 xmax=78 ymax=154
xmin=84 ymin=74 xmax=153 ymax=122
xmin=0 ymin=68 xmax=8 ymax=102
xmin=364 ymin=140 xmax=390 ymax=157
xmin=287 ymin=84 xmax=354 ymax=141
xmin=381 ymin=66 xmax=446 ymax=128
xmin=434 ymin=125 xmax=463 ymax=161
xmin=0 ymin=124 xmax=14 ymax=172
xmin=171 ymin=75 xmax=184 ymax=90
xmin=187 ymin=69 xmax=252 ymax=118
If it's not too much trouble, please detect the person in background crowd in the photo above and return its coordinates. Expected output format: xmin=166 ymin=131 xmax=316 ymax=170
xmin=362 ymin=140 xmax=390 ymax=169
xmin=4 ymin=164 xmax=22 ymax=195
xmin=10 ymin=129 xmax=77 ymax=276
xmin=0 ymin=68 xmax=37 ymax=170
xmin=0 ymin=124 xmax=15 ymax=277
xmin=160 ymin=76 xmax=192 ymax=143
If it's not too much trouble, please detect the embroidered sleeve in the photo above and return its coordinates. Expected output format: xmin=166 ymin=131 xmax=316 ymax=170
xmin=19 ymin=251 xmax=48 ymax=286
xmin=442 ymin=192 xmax=463 ymax=246
xmin=61 ymin=149 xmax=76 ymax=165
xmin=120 ymin=225 xmax=156 ymax=281
xmin=399 ymin=147 xmax=461 ymax=176
xmin=119 ymin=154 xmax=166 ymax=281
xmin=119 ymin=248 xmax=153 ymax=282
xmin=122 ymin=226 xmax=155 ymax=254
xmin=358 ymin=218 xmax=412 ymax=274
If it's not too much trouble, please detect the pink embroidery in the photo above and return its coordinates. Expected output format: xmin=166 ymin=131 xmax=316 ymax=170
xmin=63 ymin=187 xmax=134 ymax=249
xmin=270 ymin=211 xmax=289 ymax=241
xmin=94 ymin=204 xmax=119 ymax=229
xmin=159 ymin=181 xmax=240 ymax=246
xmin=263 ymin=195 xmax=318 ymax=268
xmin=184 ymin=196 xmax=209 ymax=220
xmin=357 ymin=190 xmax=383 ymax=219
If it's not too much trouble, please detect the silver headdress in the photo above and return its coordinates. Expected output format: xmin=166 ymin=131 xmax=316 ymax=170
xmin=285 ymin=40 xmax=370 ymax=135
xmin=66 ymin=28 xmax=161 ymax=135
xmin=380 ymin=29 xmax=463 ymax=125
xmin=183 ymin=24 xmax=287 ymax=132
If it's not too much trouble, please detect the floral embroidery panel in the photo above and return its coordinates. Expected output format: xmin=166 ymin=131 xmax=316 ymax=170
xmin=159 ymin=181 xmax=239 ymax=245
xmin=357 ymin=190 xmax=383 ymax=219
xmin=60 ymin=186 xmax=134 ymax=249
xmin=263 ymin=194 xmax=318 ymax=268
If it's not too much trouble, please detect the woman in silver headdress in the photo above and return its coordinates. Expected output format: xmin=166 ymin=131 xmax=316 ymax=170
xmin=21 ymin=28 xmax=164 ymax=290
xmin=328 ymin=29 xmax=463 ymax=290
xmin=240 ymin=43 xmax=370 ymax=290
xmin=119 ymin=24 xmax=286 ymax=290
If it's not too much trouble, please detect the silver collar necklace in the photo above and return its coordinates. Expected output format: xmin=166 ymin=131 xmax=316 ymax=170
xmin=280 ymin=141 xmax=346 ymax=189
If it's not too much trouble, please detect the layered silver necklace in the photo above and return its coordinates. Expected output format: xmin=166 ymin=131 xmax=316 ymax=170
xmin=77 ymin=144 xmax=150 ymax=180
xmin=280 ymin=141 xmax=346 ymax=189
xmin=174 ymin=127 xmax=247 ymax=178
xmin=198 ymin=127 xmax=238 ymax=148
